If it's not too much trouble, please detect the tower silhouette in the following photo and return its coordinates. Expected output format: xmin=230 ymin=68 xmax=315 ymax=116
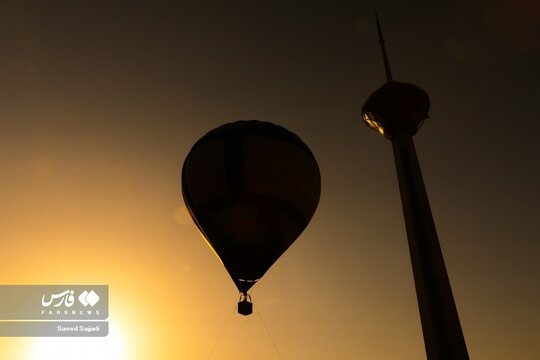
xmin=362 ymin=13 xmax=470 ymax=359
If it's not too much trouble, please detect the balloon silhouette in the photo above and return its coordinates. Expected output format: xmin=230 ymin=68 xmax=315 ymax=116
xmin=182 ymin=120 xmax=321 ymax=314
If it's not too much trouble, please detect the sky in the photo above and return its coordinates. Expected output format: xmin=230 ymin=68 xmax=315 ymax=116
xmin=0 ymin=0 xmax=538 ymax=359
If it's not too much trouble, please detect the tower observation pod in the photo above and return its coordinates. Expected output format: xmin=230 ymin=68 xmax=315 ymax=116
xmin=182 ymin=120 xmax=321 ymax=316
xmin=361 ymin=13 xmax=470 ymax=359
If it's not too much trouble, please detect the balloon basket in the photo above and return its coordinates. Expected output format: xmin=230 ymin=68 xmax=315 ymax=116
xmin=238 ymin=293 xmax=253 ymax=316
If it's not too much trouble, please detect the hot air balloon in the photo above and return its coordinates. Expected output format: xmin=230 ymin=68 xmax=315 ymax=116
xmin=182 ymin=120 xmax=321 ymax=315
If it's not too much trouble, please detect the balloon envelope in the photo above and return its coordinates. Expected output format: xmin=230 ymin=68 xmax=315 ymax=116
xmin=182 ymin=120 xmax=321 ymax=293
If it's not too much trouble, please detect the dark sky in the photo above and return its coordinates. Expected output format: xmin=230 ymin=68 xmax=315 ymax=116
xmin=0 ymin=1 xmax=538 ymax=359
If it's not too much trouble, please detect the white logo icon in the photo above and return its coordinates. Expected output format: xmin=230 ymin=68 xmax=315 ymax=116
xmin=78 ymin=290 xmax=100 ymax=307
xmin=41 ymin=290 xmax=76 ymax=307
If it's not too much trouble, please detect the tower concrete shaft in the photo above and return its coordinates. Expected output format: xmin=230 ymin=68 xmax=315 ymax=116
xmin=392 ymin=134 xmax=469 ymax=359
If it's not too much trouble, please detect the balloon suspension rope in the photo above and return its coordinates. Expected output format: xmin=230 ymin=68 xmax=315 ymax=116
xmin=255 ymin=306 xmax=285 ymax=360
xmin=207 ymin=304 xmax=236 ymax=360
xmin=206 ymin=292 xmax=284 ymax=359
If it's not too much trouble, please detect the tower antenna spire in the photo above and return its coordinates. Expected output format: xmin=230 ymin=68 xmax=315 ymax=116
xmin=375 ymin=11 xmax=393 ymax=82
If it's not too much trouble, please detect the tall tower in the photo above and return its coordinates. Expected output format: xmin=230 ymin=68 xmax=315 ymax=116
xmin=362 ymin=13 xmax=470 ymax=359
